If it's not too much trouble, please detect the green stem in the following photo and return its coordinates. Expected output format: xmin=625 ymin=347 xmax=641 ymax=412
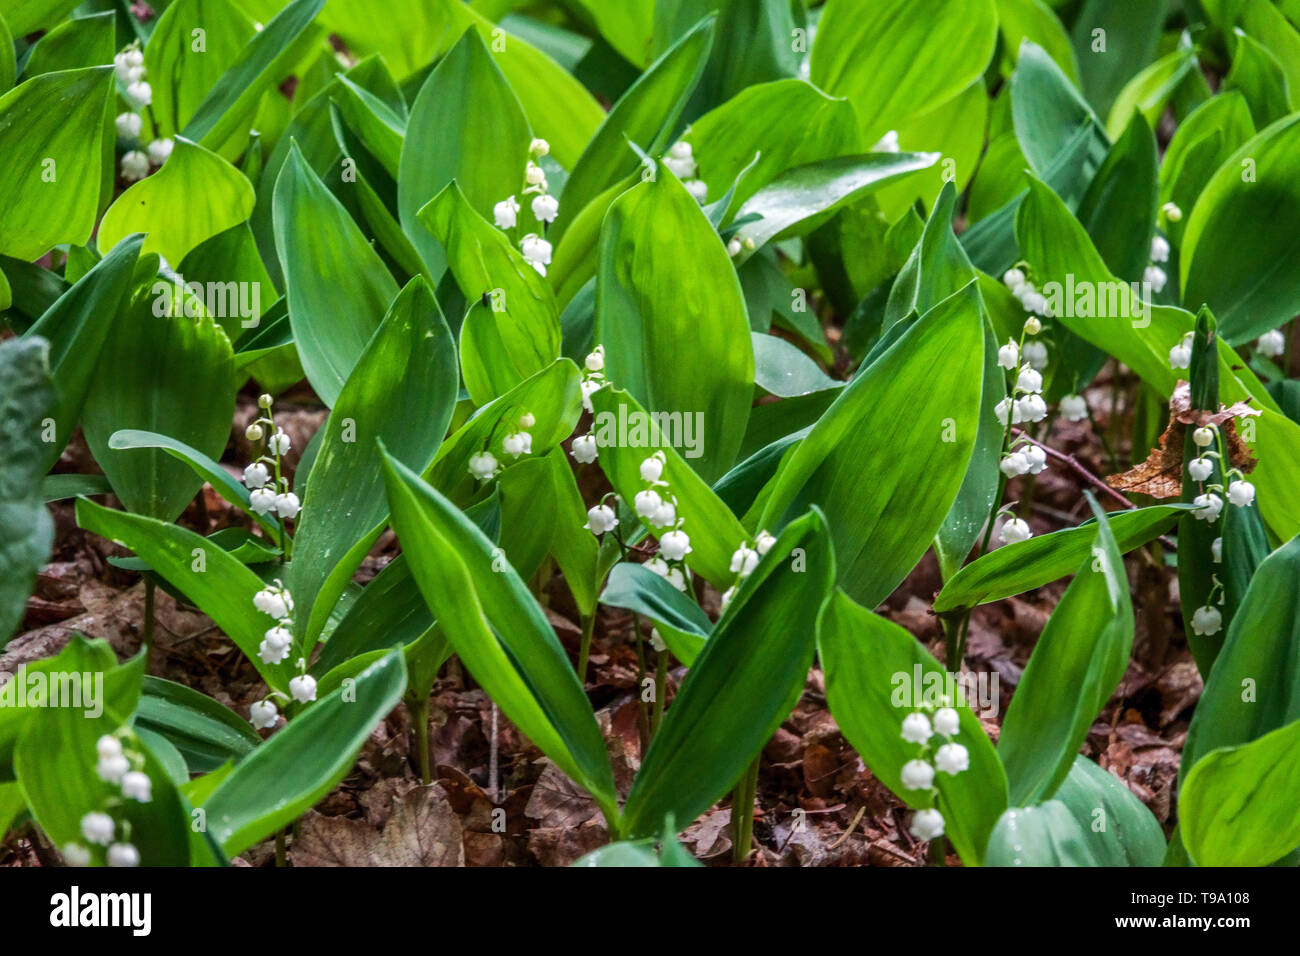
xmin=731 ymin=757 xmax=760 ymax=864
xmin=632 ymin=615 xmax=650 ymax=754
xmin=274 ymin=828 xmax=286 ymax=867
xmin=577 ymin=612 xmax=595 ymax=685
xmin=409 ymin=694 xmax=431 ymax=786
xmin=142 ymin=577 xmax=156 ymax=657
xmin=651 ymin=646 xmax=667 ymax=736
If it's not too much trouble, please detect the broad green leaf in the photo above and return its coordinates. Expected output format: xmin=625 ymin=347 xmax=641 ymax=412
xmin=1076 ymin=110 xmax=1158 ymax=283
xmin=1105 ymin=47 xmax=1200 ymax=141
xmin=819 ymin=589 xmax=1008 ymax=866
xmin=1180 ymin=112 xmax=1300 ymax=344
xmin=1182 ymin=535 xmax=1300 ymax=778
xmin=398 ymin=28 xmax=531 ymax=281
xmin=995 ymin=0 xmax=1080 ymax=82
xmin=426 ymin=359 xmax=582 ymax=507
xmin=13 ymin=642 xmax=189 ymax=866
xmin=596 ymin=166 xmax=754 ymax=482
xmin=985 ymin=801 xmax=1099 ymax=866
xmin=685 ymin=79 xmax=862 ymax=221
xmin=589 ymin=386 xmax=750 ymax=587
xmin=0 ymin=338 xmax=55 ymax=642
xmin=331 ymin=75 xmax=405 ymax=177
xmin=82 ymin=278 xmax=235 ymax=523
xmin=181 ymin=0 xmax=325 ymax=149
xmin=1054 ymin=755 xmax=1166 ymax=866
xmin=998 ymin=500 xmax=1133 ymax=805
xmin=1069 ymin=0 xmax=1167 ymax=116
xmin=0 ymin=0 xmax=81 ymax=36
xmin=553 ymin=15 xmax=715 ymax=242
xmin=0 ymin=12 xmax=11 ymax=93
xmin=934 ymin=504 xmax=1189 ymax=614
xmin=382 ymin=452 xmax=618 ymax=823
xmin=108 ymin=429 xmax=280 ymax=541
xmin=574 ymin=0 xmax=654 ymax=67
xmin=22 ymin=11 xmax=115 ymax=78
xmin=273 ymin=141 xmax=399 ymax=407
xmin=598 ymin=561 xmax=712 ymax=665
xmin=621 ymin=509 xmax=834 ymax=838
xmin=98 ymin=137 xmax=256 ymax=267
xmin=729 ymin=152 xmax=938 ymax=265
xmin=135 ymin=676 xmax=261 ymax=773
xmin=810 ymin=0 xmax=997 ymax=146
xmin=758 ymin=283 xmax=984 ymax=608
xmin=0 ymin=67 xmax=112 ymax=259
xmin=418 ymin=182 xmax=560 ymax=404
xmin=178 ymin=222 xmax=276 ymax=343
xmin=751 ymin=333 xmax=841 ymax=399
xmin=1159 ymin=92 xmax=1254 ymax=245
xmin=201 ymin=650 xmax=406 ymax=856
xmin=1180 ymin=718 xmax=1300 ymax=866
xmin=145 ymin=0 xmax=256 ymax=138
xmin=293 ymin=278 xmax=457 ymax=646
xmin=75 ymin=498 xmax=290 ymax=692
xmin=1223 ymin=28 xmax=1293 ymax=126
xmin=1011 ymin=41 xmax=1107 ymax=177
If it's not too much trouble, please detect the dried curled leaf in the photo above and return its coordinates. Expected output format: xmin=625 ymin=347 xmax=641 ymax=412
xmin=1106 ymin=383 xmax=1258 ymax=499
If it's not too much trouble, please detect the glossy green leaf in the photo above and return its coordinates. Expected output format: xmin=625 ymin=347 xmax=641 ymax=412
xmin=810 ymin=0 xmax=997 ymax=146
xmin=599 ymin=561 xmax=712 ymax=665
xmin=589 ymin=386 xmax=750 ymax=587
xmin=1159 ymin=92 xmax=1254 ymax=245
xmin=75 ymin=498 xmax=289 ymax=692
xmin=1053 ymin=755 xmax=1166 ymax=866
xmin=0 ymin=338 xmax=55 ymax=643
xmin=292 ymin=277 xmax=456 ymax=646
xmin=399 ymin=28 xmax=531 ymax=281
xmin=730 ymin=152 xmax=938 ymax=265
xmin=1069 ymin=0 xmax=1167 ymax=116
xmin=1076 ymin=110 xmax=1158 ymax=283
xmin=144 ymin=0 xmax=256 ymax=137
xmin=181 ymin=0 xmax=325 ymax=149
xmin=758 ymin=283 xmax=984 ymax=608
xmin=1180 ymin=718 xmax=1300 ymax=866
xmin=273 ymin=141 xmax=399 ymax=407
xmin=82 ymin=279 xmax=235 ymax=523
xmin=595 ymin=166 xmax=753 ymax=482
xmin=22 ymin=11 xmax=115 ymax=77
xmin=382 ymin=451 xmax=618 ymax=823
xmin=201 ymin=650 xmax=406 ymax=856
xmin=998 ymin=500 xmax=1133 ymax=805
xmin=934 ymin=504 xmax=1189 ymax=614
xmin=0 ymin=0 xmax=81 ymax=36
xmin=135 ymin=676 xmax=261 ymax=773
xmin=995 ymin=0 xmax=1080 ymax=83
xmin=621 ymin=509 xmax=834 ymax=838
xmin=418 ymin=182 xmax=560 ymax=404
xmin=99 ymin=137 xmax=256 ymax=267
xmin=554 ymin=15 xmax=714 ymax=241
xmin=1181 ymin=113 xmax=1300 ymax=344
xmin=1223 ymin=28 xmax=1293 ymax=126
xmin=985 ymin=801 xmax=1099 ymax=866
xmin=819 ymin=588 xmax=1008 ymax=866
xmin=0 ymin=67 xmax=112 ymax=259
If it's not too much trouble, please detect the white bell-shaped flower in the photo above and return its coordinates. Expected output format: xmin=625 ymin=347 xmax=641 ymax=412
xmin=652 ymin=499 xmax=677 ymax=528
xmin=1162 ymin=201 xmax=1182 ymax=222
xmin=684 ymin=179 xmax=708 ymax=204
xmin=570 ymin=434 xmax=598 ymax=464
xmin=289 ymin=674 xmax=317 ymax=703
xmin=719 ymin=585 xmax=736 ymax=612
xmin=1169 ymin=340 xmax=1192 ymax=370
xmin=125 ymin=80 xmax=152 ymax=108
xmin=1023 ymin=316 xmax=1042 ymax=336
xmin=1022 ymin=340 xmax=1049 ymax=370
xmin=97 ymin=753 xmax=129 ymax=784
xmin=659 ymin=529 xmax=692 ymax=561
xmin=1024 ymin=444 xmax=1047 ymax=476
xmin=1016 ymin=365 xmax=1043 ymax=394
xmin=872 ymin=130 xmax=900 ymax=153
xmin=62 ymin=843 xmax=92 ymax=867
xmin=1150 ymin=235 xmax=1170 ymax=263
xmin=468 ymin=451 xmax=499 ymax=482
xmin=1191 ymin=604 xmax=1222 ymax=636
xmin=1000 ymin=451 xmax=1030 ymax=478
xmin=1060 ymin=394 xmax=1088 ymax=423
xmin=934 ymin=742 xmax=970 ymax=775
xmin=584 ymin=345 xmax=605 ymax=372
xmin=121 ymin=770 xmax=152 ymax=802
xmin=581 ymin=378 xmax=603 ymax=412
xmin=115 ymin=111 xmax=142 ymax=138
xmin=1257 ymin=329 xmax=1286 ymax=358
xmin=81 ymin=811 xmax=116 ymax=846
xmin=147 ymin=138 xmax=174 ymax=165
xmin=999 ymin=517 xmax=1032 ymax=544
xmin=1016 ymin=393 xmax=1048 ymax=423
xmin=583 ymin=504 xmax=618 ymax=535
xmin=634 ymin=489 xmax=664 ymax=519
xmin=531 ymin=193 xmax=559 ymax=223
xmin=1227 ymin=480 xmax=1255 ymax=507
xmin=493 ymin=195 xmax=520 ymax=230
xmin=268 ymin=429 xmax=291 ymax=455
xmin=273 ymin=492 xmax=301 ymax=520
xmin=639 ymin=454 xmax=665 ymax=483
xmin=1192 ymin=426 xmax=1215 ymax=447
xmin=730 ymin=545 xmax=759 ymax=577
xmin=1192 ymin=492 xmax=1224 ymax=522
xmin=997 ymin=339 xmax=1019 ymax=370
xmin=502 ymin=431 xmax=532 ymax=458
xmin=994 ymin=397 xmax=1020 ymax=427
xmin=120 ymin=150 xmax=150 ymax=181
xmin=909 ymin=808 xmax=945 ymax=841
xmin=1211 ymin=537 xmax=1222 ymax=563
xmin=755 ymin=530 xmax=776 ymax=555
xmin=900 ymin=758 xmax=935 ymax=790
xmin=900 ymin=712 xmax=932 ymax=744
xmin=107 ymin=842 xmax=140 ymax=867
xmin=243 ymin=462 xmax=270 ymax=489
xmin=1002 ymin=268 xmax=1026 ymax=290
xmin=529 ymin=138 xmax=550 ymax=156
xmin=933 ymin=707 xmax=960 ymax=736
xmin=253 ymin=587 xmax=289 ymax=620
xmin=249 ymin=699 xmax=279 ymax=730
xmin=1144 ymin=265 xmax=1167 ymax=294
xmin=1187 ymin=457 xmax=1213 ymax=482
xmin=97 ymin=734 xmax=122 ymax=759
xmin=520 ymin=234 xmax=552 ymax=267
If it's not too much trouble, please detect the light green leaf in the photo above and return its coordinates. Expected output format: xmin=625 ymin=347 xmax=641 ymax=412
xmin=135 ymin=676 xmax=261 ymax=774
xmin=145 ymin=0 xmax=257 ymax=138
xmin=22 ymin=11 xmax=115 ymax=78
